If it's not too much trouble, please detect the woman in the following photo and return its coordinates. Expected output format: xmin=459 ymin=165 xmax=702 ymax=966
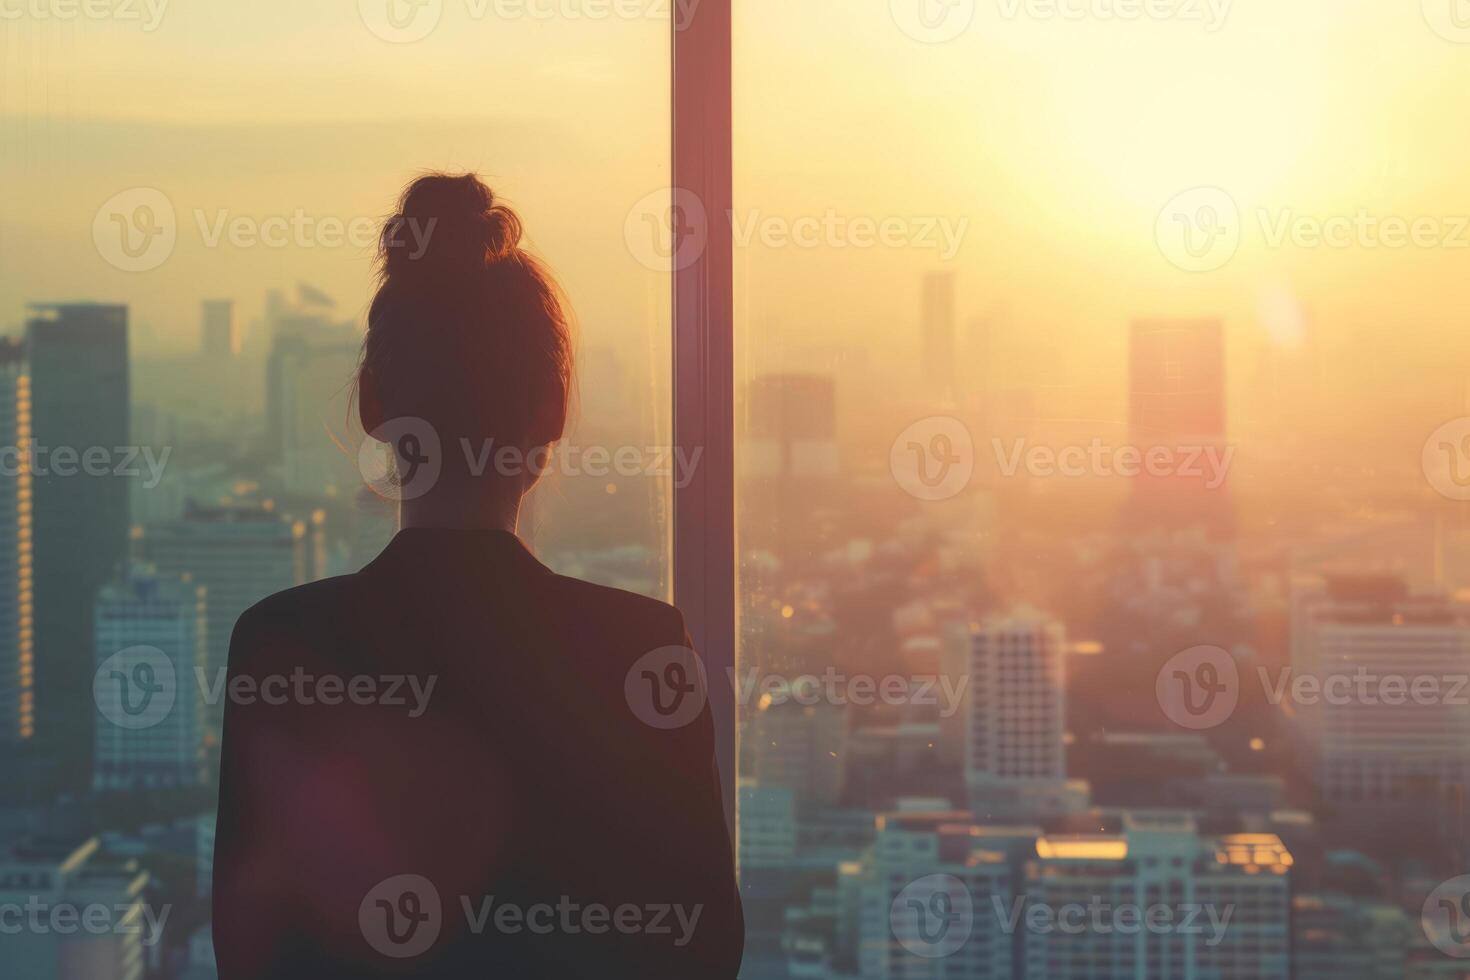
xmin=213 ymin=174 xmax=743 ymax=978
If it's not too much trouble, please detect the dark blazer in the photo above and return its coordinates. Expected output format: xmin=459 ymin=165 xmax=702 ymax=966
xmin=212 ymin=528 xmax=742 ymax=978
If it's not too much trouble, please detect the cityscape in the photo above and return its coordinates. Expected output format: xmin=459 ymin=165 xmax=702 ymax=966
xmin=4 ymin=2 xmax=1470 ymax=978
xmin=0 ymin=263 xmax=1465 ymax=977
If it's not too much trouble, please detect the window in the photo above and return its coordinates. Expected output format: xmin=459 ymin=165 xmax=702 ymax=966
xmin=730 ymin=1 xmax=1470 ymax=977
xmin=4 ymin=1 xmax=1470 ymax=977
xmin=0 ymin=2 xmax=672 ymax=971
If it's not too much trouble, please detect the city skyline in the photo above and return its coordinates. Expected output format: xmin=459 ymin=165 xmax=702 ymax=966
xmin=3 ymin=2 xmax=1470 ymax=974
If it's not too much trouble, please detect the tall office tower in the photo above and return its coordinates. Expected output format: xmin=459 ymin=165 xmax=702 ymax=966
xmin=737 ymin=780 xmax=798 ymax=871
xmin=200 ymin=299 xmax=239 ymax=358
xmin=966 ymin=608 xmax=1083 ymax=820
xmin=921 ymin=271 xmax=957 ymax=400
xmin=1192 ymin=832 xmax=1294 ymax=979
xmin=26 ymin=303 xmax=130 ymax=789
xmin=143 ymin=502 xmax=305 ymax=736
xmin=1024 ymin=814 xmax=1291 ymax=979
xmin=1126 ymin=318 xmax=1232 ymax=536
xmin=0 ymin=341 xmax=34 ymax=747
xmin=0 ymin=837 xmax=151 ymax=980
xmin=92 ymin=565 xmax=206 ymax=792
xmin=852 ymin=810 xmax=1021 ymax=979
xmin=747 ymin=681 xmax=847 ymax=813
xmin=1291 ymin=574 xmax=1470 ymax=806
xmin=264 ymin=312 xmax=361 ymax=494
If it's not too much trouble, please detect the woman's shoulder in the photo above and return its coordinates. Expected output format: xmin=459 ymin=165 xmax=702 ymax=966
xmin=541 ymin=571 xmax=689 ymax=643
xmin=227 ymin=576 xmax=357 ymax=668
xmin=237 ymin=574 xmax=355 ymax=627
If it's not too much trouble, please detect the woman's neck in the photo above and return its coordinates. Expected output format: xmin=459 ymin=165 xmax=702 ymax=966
xmin=397 ymin=483 xmax=522 ymax=533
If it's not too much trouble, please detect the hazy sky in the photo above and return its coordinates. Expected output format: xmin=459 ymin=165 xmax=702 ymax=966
xmin=2 ymin=0 xmax=1468 ymax=427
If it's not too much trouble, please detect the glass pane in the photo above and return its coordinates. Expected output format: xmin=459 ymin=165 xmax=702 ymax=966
xmin=735 ymin=2 xmax=1470 ymax=976
xmin=0 ymin=5 xmax=669 ymax=973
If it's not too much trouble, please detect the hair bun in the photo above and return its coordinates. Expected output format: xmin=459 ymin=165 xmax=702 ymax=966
xmin=381 ymin=173 xmax=523 ymax=282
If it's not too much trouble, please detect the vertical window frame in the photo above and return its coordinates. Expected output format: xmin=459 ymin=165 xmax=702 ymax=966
xmin=671 ymin=0 xmax=736 ymax=832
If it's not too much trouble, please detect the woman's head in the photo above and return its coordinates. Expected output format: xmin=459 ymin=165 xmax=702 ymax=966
xmin=358 ymin=173 xmax=573 ymax=493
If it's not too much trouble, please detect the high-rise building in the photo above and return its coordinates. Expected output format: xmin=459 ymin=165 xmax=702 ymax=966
xmin=825 ymin=809 xmax=1291 ymax=980
xmin=1023 ymin=814 xmax=1291 ymax=979
xmin=264 ymin=312 xmax=361 ymax=495
xmin=852 ymin=810 xmax=1024 ymax=979
xmin=747 ymin=679 xmax=847 ymax=813
xmin=0 ymin=340 xmax=34 ymax=746
xmin=921 ymin=272 xmax=957 ymax=399
xmin=966 ymin=609 xmax=1082 ymax=820
xmin=200 ymin=300 xmax=239 ymax=358
xmin=26 ymin=303 xmax=131 ymax=789
xmin=92 ymin=566 xmax=206 ymax=792
xmin=0 ymin=837 xmax=150 ymax=980
xmin=738 ymin=780 xmax=798 ymax=871
xmin=1126 ymin=318 xmax=1231 ymax=534
xmin=1291 ymin=574 xmax=1470 ymax=806
xmin=142 ymin=502 xmax=306 ymax=736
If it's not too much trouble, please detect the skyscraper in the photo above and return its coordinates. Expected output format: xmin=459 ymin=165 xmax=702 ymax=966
xmin=143 ymin=502 xmax=306 ymax=737
xmin=264 ymin=311 xmax=360 ymax=495
xmin=1291 ymin=574 xmax=1470 ymax=807
xmin=966 ymin=608 xmax=1083 ymax=820
xmin=200 ymin=299 xmax=239 ymax=358
xmin=857 ymin=809 xmax=1019 ymax=979
xmin=93 ymin=565 xmax=206 ymax=792
xmin=1024 ymin=814 xmax=1291 ymax=979
xmin=0 ymin=837 xmax=151 ymax=980
xmin=26 ymin=303 xmax=131 ymax=790
xmin=746 ymin=678 xmax=847 ymax=813
xmin=0 ymin=340 xmax=34 ymax=746
xmin=737 ymin=780 xmax=798 ymax=871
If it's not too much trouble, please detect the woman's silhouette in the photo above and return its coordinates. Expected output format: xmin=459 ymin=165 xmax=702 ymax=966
xmin=213 ymin=174 xmax=743 ymax=978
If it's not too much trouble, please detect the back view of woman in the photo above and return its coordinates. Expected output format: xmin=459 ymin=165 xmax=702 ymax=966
xmin=212 ymin=174 xmax=743 ymax=978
